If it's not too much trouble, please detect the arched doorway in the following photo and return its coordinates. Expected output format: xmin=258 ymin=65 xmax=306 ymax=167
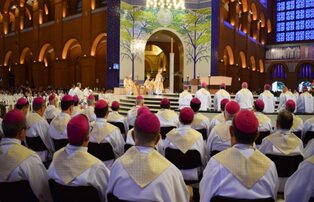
xmin=145 ymin=30 xmax=184 ymax=93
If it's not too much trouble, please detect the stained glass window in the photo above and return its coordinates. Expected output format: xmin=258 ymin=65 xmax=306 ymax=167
xmin=276 ymin=0 xmax=314 ymax=42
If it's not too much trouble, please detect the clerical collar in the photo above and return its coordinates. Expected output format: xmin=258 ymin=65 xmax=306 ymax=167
xmin=233 ymin=143 xmax=254 ymax=150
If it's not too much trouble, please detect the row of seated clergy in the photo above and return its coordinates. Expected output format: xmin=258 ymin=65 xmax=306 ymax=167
xmin=1 ymin=106 xmax=313 ymax=202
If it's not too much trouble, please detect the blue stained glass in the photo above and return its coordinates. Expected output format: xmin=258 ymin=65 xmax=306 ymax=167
xmin=296 ymin=0 xmax=305 ymax=8
xmin=277 ymin=12 xmax=285 ymax=21
xmin=276 ymin=32 xmax=285 ymax=42
xmin=306 ymin=8 xmax=314 ymax=18
xmin=305 ymin=30 xmax=314 ymax=39
xmin=286 ymin=11 xmax=295 ymax=20
xmin=286 ymin=32 xmax=295 ymax=41
xmin=306 ymin=0 xmax=314 ymax=7
xmin=286 ymin=0 xmax=295 ymax=10
xmin=277 ymin=2 xmax=286 ymax=11
xmin=277 ymin=22 xmax=286 ymax=31
xmin=296 ymin=20 xmax=305 ymax=30
xmin=296 ymin=9 xmax=305 ymax=19
xmin=286 ymin=21 xmax=295 ymax=30
xmin=305 ymin=19 xmax=314 ymax=28
xmin=296 ymin=31 xmax=305 ymax=40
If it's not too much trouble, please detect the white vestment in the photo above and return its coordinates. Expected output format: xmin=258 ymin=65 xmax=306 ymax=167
xmin=48 ymin=112 xmax=71 ymax=140
xmin=44 ymin=105 xmax=60 ymax=121
xmin=178 ymin=90 xmax=193 ymax=109
xmin=107 ymin=111 xmax=129 ymax=136
xmin=279 ymin=91 xmax=295 ymax=111
xmin=214 ymin=89 xmax=231 ymax=111
xmin=200 ymin=144 xmax=278 ymax=201
xmin=191 ymin=112 xmax=210 ymax=138
xmin=156 ymin=109 xmax=179 ymax=127
xmin=259 ymin=90 xmax=275 ymax=113
xmin=297 ymin=92 xmax=314 ymax=113
xmin=126 ymin=106 xmax=140 ymax=127
xmin=235 ymin=88 xmax=254 ymax=110
xmin=195 ymin=88 xmax=211 ymax=111
xmin=107 ymin=146 xmax=189 ymax=202
xmin=0 ymin=138 xmax=52 ymax=202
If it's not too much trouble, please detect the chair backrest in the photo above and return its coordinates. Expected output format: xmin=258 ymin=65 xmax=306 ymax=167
xmin=129 ymin=125 xmax=133 ymax=130
xmin=49 ymin=179 xmax=100 ymax=202
xmin=211 ymin=150 xmax=221 ymax=157
xmin=47 ymin=119 xmax=53 ymax=124
xmin=160 ymin=126 xmax=176 ymax=139
xmin=309 ymin=197 xmax=314 ymax=202
xmin=303 ymin=131 xmax=314 ymax=146
xmin=196 ymin=128 xmax=208 ymax=140
xmin=0 ymin=180 xmax=39 ymax=202
xmin=88 ymin=142 xmax=115 ymax=161
xmin=266 ymin=154 xmax=303 ymax=177
xmin=25 ymin=136 xmax=47 ymax=152
xmin=124 ymin=144 xmax=133 ymax=152
xmin=108 ymin=122 xmax=126 ymax=134
xmin=53 ymin=139 xmax=68 ymax=151
xmin=107 ymin=193 xmax=128 ymax=202
xmin=211 ymin=195 xmax=274 ymax=202
xmin=255 ymin=131 xmax=271 ymax=145
xmin=165 ymin=147 xmax=202 ymax=169
xmin=293 ymin=131 xmax=302 ymax=139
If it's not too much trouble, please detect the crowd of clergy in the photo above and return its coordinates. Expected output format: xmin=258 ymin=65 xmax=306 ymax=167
xmin=0 ymin=81 xmax=313 ymax=202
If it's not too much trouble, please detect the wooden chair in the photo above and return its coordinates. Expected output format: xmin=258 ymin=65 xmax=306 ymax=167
xmin=88 ymin=142 xmax=115 ymax=161
xmin=160 ymin=126 xmax=176 ymax=139
xmin=211 ymin=150 xmax=221 ymax=157
xmin=165 ymin=148 xmax=202 ymax=185
xmin=303 ymin=131 xmax=314 ymax=146
xmin=196 ymin=128 xmax=208 ymax=140
xmin=49 ymin=179 xmax=100 ymax=202
xmin=47 ymin=119 xmax=53 ymax=124
xmin=266 ymin=154 xmax=303 ymax=177
xmin=108 ymin=122 xmax=126 ymax=134
xmin=0 ymin=180 xmax=39 ymax=202
xmin=211 ymin=195 xmax=274 ymax=202
xmin=255 ymin=131 xmax=271 ymax=145
xmin=52 ymin=139 xmax=68 ymax=151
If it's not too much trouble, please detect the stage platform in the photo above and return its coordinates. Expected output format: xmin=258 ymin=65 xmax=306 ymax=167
xmin=117 ymin=94 xmax=314 ymax=126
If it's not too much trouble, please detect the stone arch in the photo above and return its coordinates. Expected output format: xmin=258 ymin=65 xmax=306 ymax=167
xmin=250 ymin=56 xmax=256 ymax=71
xmin=39 ymin=43 xmax=54 ymax=62
xmin=259 ymin=59 xmax=264 ymax=73
xmin=62 ymin=38 xmax=82 ymax=59
xmin=223 ymin=45 xmax=234 ymax=65
xmin=19 ymin=47 xmax=32 ymax=64
xmin=250 ymin=3 xmax=258 ymax=21
xmin=239 ymin=51 xmax=247 ymax=68
xmin=3 ymin=50 xmax=13 ymax=66
xmin=90 ymin=33 xmax=107 ymax=56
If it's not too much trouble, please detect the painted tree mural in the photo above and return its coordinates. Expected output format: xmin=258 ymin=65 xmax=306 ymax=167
xmin=120 ymin=2 xmax=158 ymax=79
xmin=120 ymin=1 xmax=211 ymax=79
xmin=171 ymin=8 xmax=211 ymax=78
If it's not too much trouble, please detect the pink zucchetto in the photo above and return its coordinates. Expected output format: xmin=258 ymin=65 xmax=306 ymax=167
xmin=111 ymin=101 xmax=120 ymax=110
xmin=220 ymin=83 xmax=226 ymax=89
xmin=220 ymin=98 xmax=230 ymax=110
xmin=88 ymin=94 xmax=95 ymax=100
xmin=255 ymin=99 xmax=265 ymax=110
xmin=201 ymin=82 xmax=207 ymax=88
xmin=134 ymin=112 xmax=160 ymax=134
xmin=285 ymin=100 xmax=296 ymax=111
xmin=264 ymin=84 xmax=271 ymax=90
xmin=95 ymin=99 xmax=108 ymax=109
xmin=73 ymin=95 xmax=79 ymax=103
xmin=33 ymin=97 xmax=45 ymax=106
xmin=191 ymin=97 xmax=201 ymax=105
xmin=234 ymin=110 xmax=259 ymax=134
xmin=179 ymin=107 xmax=194 ymax=124
xmin=302 ymin=86 xmax=308 ymax=92
xmin=16 ymin=97 xmax=28 ymax=106
xmin=184 ymin=85 xmax=189 ymax=90
xmin=3 ymin=109 xmax=25 ymax=125
xmin=136 ymin=95 xmax=144 ymax=100
xmin=242 ymin=82 xmax=248 ymax=88
xmin=160 ymin=98 xmax=170 ymax=108
xmin=49 ymin=94 xmax=56 ymax=101
xmin=62 ymin=94 xmax=73 ymax=102
xmin=225 ymin=101 xmax=240 ymax=115
xmin=67 ymin=114 xmax=89 ymax=143
xmin=137 ymin=106 xmax=150 ymax=117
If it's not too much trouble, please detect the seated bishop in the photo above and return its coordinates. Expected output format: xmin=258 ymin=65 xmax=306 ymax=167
xmin=253 ymin=99 xmax=273 ymax=133
xmin=0 ymin=109 xmax=52 ymax=201
xmin=213 ymin=83 xmax=230 ymax=112
xmin=209 ymin=98 xmax=229 ymax=134
xmin=44 ymin=93 xmax=61 ymax=123
xmin=190 ymin=97 xmax=210 ymax=139
xmin=89 ymin=100 xmax=125 ymax=168
xmin=285 ymin=100 xmax=304 ymax=133
xmin=163 ymin=107 xmax=207 ymax=181
xmin=107 ymin=101 xmax=129 ymax=137
xmin=178 ymin=85 xmax=193 ymax=109
xmin=207 ymin=101 xmax=240 ymax=159
xmin=107 ymin=112 xmax=189 ymax=202
xmin=48 ymin=114 xmax=110 ymax=201
xmin=200 ymin=110 xmax=279 ymax=201
xmin=156 ymin=98 xmax=179 ymax=128
xmin=127 ymin=96 xmax=144 ymax=128
xmin=195 ymin=82 xmax=211 ymax=111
